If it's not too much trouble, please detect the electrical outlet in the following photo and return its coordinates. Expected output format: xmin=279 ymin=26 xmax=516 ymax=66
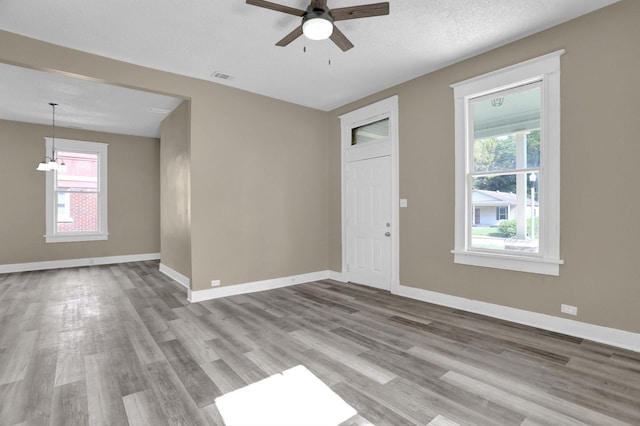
xmin=211 ymin=280 xmax=220 ymax=287
xmin=561 ymin=304 xmax=577 ymax=316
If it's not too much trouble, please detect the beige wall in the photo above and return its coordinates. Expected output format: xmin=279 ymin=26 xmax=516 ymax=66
xmin=189 ymin=91 xmax=330 ymax=290
xmin=0 ymin=29 xmax=330 ymax=291
xmin=0 ymin=119 xmax=160 ymax=263
xmin=160 ymin=101 xmax=191 ymax=279
xmin=329 ymin=0 xmax=640 ymax=334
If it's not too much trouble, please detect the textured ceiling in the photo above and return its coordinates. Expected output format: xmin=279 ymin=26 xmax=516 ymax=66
xmin=0 ymin=0 xmax=621 ymax=136
xmin=0 ymin=64 xmax=183 ymax=138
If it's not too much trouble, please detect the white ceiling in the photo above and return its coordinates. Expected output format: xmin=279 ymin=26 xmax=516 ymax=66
xmin=0 ymin=63 xmax=183 ymax=138
xmin=0 ymin=0 xmax=620 ymax=137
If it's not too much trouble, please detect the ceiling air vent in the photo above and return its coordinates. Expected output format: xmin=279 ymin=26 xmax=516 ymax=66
xmin=211 ymin=71 xmax=233 ymax=81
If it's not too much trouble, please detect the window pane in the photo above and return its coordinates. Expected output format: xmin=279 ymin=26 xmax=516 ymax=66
xmin=472 ymin=86 xmax=540 ymax=172
xmin=57 ymin=193 xmax=72 ymax=223
xmin=56 ymin=152 xmax=98 ymax=191
xmin=351 ymin=118 xmax=389 ymax=145
xmin=526 ymin=130 xmax=541 ymax=168
xmin=470 ymin=173 xmax=539 ymax=253
xmin=56 ymin=192 xmax=99 ymax=233
xmin=473 ymin=136 xmax=517 ymax=172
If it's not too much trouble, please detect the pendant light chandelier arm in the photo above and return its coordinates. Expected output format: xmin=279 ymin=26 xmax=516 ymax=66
xmin=37 ymin=102 xmax=66 ymax=172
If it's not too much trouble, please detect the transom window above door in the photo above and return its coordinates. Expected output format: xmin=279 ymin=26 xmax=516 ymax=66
xmin=351 ymin=117 xmax=389 ymax=145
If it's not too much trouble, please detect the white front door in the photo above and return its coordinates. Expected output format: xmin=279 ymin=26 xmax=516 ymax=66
xmin=346 ymin=155 xmax=392 ymax=290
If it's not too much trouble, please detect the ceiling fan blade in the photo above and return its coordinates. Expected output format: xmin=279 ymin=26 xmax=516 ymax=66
xmin=246 ymin=0 xmax=305 ymax=16
xmin=276 ymin=25 xmax=304 ymax=47
xmin=331 ymin=2 xmax=389 ymax=21
xmin=330 ymin=26 xmax=354 ymax=52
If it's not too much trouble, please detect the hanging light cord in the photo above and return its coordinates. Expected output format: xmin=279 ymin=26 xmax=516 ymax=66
xmin=50 ymin=102 xmax=57 ymax=160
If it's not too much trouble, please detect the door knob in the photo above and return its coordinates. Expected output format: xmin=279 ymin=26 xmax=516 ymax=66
xmin=385 ymin=232 xmax=391 ymax=237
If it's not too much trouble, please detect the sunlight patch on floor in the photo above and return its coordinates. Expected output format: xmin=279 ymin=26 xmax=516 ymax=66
xmin=215 ymin=365 xmax=357 ymax=426
xmin=427 ymin=414 xmax=462 ymax=426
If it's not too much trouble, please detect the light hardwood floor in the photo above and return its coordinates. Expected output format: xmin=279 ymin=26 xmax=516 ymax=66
xmin=0 ymin=261 xmax=639 ymax=425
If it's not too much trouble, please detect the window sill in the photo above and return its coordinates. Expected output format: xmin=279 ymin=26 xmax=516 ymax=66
xmin=45 ymin=233 xmax=109 ymax=243
xmin=452 ymin=250 xmax=563 ymax=276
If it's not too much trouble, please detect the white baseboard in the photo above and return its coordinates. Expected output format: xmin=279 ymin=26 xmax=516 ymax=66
xmin=328 ymin=270 xmax=347 ymax=282
xmin=188 ymin=270 xmax=338 ymax=303
xmin=0 ymin=253 xmax=161 ymax=274
xmin=397 ymin=284 xmax=640 ymax=353
xmin=159 ymin=263 xmax=190 ymax=289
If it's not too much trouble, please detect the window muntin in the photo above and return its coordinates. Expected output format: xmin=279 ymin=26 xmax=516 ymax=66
xmin=45 ymin=139 xmax=108 ymax=243
xmin=451 ymin=50 xmax=564 ymax=275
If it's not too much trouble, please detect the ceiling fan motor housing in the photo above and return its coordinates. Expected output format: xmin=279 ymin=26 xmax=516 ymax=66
xmin=302 ymin=6 xmax=334 ymax=40
xmin=303 ymin=5 xmax=334 ymax=23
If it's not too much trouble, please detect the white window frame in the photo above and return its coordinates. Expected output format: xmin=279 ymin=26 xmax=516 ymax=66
xmin=45 ymin=138 xmax=109 ymax=243
xmin=451 ymin=50 xmax=565 ymax=275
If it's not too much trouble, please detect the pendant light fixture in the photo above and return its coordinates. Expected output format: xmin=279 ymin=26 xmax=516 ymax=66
xmin=37 ymin=102 xmax=67 ymax=172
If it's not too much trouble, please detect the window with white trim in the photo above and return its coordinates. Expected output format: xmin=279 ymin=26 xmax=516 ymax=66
xmin=496 ymin=206 xmax=508 ymax=221
xmin=45 ymin=138 xmax=108 ymax=243
xmin=451 ymin=51 xmax=564 ymax=275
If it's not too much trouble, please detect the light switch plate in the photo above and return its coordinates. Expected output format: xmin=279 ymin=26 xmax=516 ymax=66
xmin=400 ymin=199 xmax=408 ymax=208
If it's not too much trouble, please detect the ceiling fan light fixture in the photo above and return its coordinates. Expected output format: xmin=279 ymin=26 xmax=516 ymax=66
xmin=302 ymin=11 xmax=333 ymax=40
xmin=246 ymin=0 xmax=389 ymax=51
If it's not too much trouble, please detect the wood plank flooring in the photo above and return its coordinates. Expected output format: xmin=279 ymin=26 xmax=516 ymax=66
xmin=1 ymin=261 xmax=639 ymax=425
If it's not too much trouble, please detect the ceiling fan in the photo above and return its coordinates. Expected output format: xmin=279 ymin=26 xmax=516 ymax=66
xmin=246 ymin=0 xmax=390 ymax=51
